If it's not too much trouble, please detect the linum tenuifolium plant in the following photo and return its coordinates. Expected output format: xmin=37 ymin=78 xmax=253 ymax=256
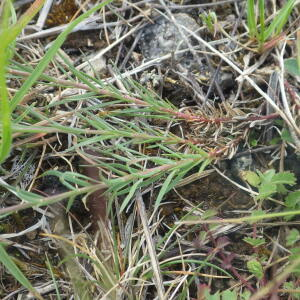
xmin=1 ymin=0 xmax=300 ymax=299
xmin=246 ymin=0 xmax=296 ymax=52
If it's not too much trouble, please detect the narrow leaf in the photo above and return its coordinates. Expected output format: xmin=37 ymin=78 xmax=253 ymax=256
xmin=155 ymin=170 xmax=177 ymax=210
xmin=11 ymin=0 xmax=113 ymax=110
xmin=247 ymin=0 xmax=256 ymax=38
xmin=119 ymin=179 xmax=143 ymax=213
xmin=0 ymin=243 xmax=42 ymax=299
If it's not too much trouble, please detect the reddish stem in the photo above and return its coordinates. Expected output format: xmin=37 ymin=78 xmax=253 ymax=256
xmin=203 ymin=225 xmax=256 ymax=293
xmin=285 ymin=81 xmax=300 ymax=110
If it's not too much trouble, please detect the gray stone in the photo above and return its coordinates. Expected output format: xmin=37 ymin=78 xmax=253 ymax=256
xmin=139 ymin=13 xmax=201 ymax=71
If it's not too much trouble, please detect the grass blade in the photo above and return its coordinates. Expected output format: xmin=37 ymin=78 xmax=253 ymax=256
xmin=264 ymin=0 xmax=295 ymax=40
xmin=119 ymin=179 xmax=143 ymax=213
xmin=0 ymin=243 xmax=42 ymax=299
xmin=247 ymin=0 xmax=256 ymax=38
xmin=258 ymin=0 xmax=265 ymax=43
xmin=10 ymin=0 xmax=113 ymax=111
xmin=154 ymin=170 xmax=177 ymax=210
xmin=0 ymin=0 xmax=45 ymax=163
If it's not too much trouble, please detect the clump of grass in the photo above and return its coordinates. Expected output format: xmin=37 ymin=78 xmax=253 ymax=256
xmin=0 ymin=0 xmax=46 ymax=163
xmin=247 ymin=0 xmax=296 ymax=52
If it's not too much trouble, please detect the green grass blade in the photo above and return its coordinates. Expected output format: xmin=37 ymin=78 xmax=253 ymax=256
xmin=154 ymin=170 xmax=177 ymax=210
xmin=0 ymin=0 xmax=45 ymax=163
xmin=0 ymin=2 xmax=15 ymax=164
xmin=45 ymin=254 xmax=62 ymax=300
xmin=264 ymin=0 xmax=295 ymax=40
xmin=10 ymin=0 xmax=113 ymax=111
xmin=0 ymin=243 xmax=42 ymax=299
xmin=247 ymin=0 xmax=256 ymax=38
xmin=119 ymin=179 xmax=143 ymax=213
xmin=297 ymin=30 xmax=300 ymax=69
xmin=258 ymin=0 xmax=265 ymax=42
xmin=0 ymin=64 xmax=12 ymax=163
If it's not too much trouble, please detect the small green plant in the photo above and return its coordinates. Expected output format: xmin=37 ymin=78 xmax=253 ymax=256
xmin=242 ymin=169 xmax=300 ymax=222
xmin=246 ymin=0 xmax=296 ymax=51
xmin=241 ymin=169 xmax=296 ymax=200
xmin=247 ymin=259 xmax=264 ymax=280
xmin=200 ymin=11 xmax=218 ymax=35
xmin=199 ymin=286 xmax=252 ymax=300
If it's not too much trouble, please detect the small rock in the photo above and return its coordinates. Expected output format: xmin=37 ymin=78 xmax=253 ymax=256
xmin=82 ymin=54 xmax=106 ymax=77
xmin=139 ymin=13 xmax=202 ymax=71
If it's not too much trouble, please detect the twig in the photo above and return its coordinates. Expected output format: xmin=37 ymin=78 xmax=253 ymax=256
xmin=76 ymin=21 xmax=142 ymax=70
xmin=152 ymin=0 xmax=245 ymax=9
xmin=136 ymin=192 xmax=165 ymax=300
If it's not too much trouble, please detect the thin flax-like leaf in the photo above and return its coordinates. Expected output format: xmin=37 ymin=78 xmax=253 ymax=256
xmin=45 ymin=92 xmax=99 ymax=108
xmin=10 ymin=0 xmax=113 ymax=111
xmin=258 ymin=0 xmax=265 ymax=43
xmin=150 ymin=157 xmax=175 ymax=165
xmin=156 ymin=144 xmax=182 ymax=158
xmin=94 ymin=161 xmax=129 ymax=177
xmin=154 ymin=170 xmax=177 ymax=210
xmin=0 ymin=2 xmax=13 ymax=164
xmin=189 ymin=143 xmax=209 ymax=157
xmin=56 ymin=50 xmax=106 ymax=91
xmin=247 ymin=0 xmax=256 ymax=38
xmin=198 ymin=158 xmax=213 ymax=173
xmin=43 ymin=170 xmax=94 ymax=188
xmin=119 ymin=179 xmax=143 ymax=213
xmin=65 ymin=135 xmax=117 ymax=152
xmin=159 ymin=259 xmax=232 ymax=278
xmin=0 ymin=179 xmax=41 ymax=203
xmin=264 ymin=0 xmax=295 ymax=40
xmin=45 ymin=254 xmax=62 ymax=300
xmin=8 ymin=123 xmax=91 ymax=134
xmin=78 ymin=112 xmax=117 ymax=131
xmin=6 ymin=0 xmax=45 ymax=45
xmin=0 ymin=243 xmax=42 ymax=299
xmin=115 ymin=172 xmax=165 ymax=197
xmin=0 ymin=0 xmax=44 ymax=162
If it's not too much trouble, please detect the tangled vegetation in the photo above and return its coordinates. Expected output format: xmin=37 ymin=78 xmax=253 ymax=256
xmin=0 ymin=0 xmax=300 ymax=299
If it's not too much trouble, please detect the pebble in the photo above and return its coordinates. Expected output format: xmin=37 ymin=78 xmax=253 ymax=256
xmin=139 ymin=13 xmax=202 ymax=71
